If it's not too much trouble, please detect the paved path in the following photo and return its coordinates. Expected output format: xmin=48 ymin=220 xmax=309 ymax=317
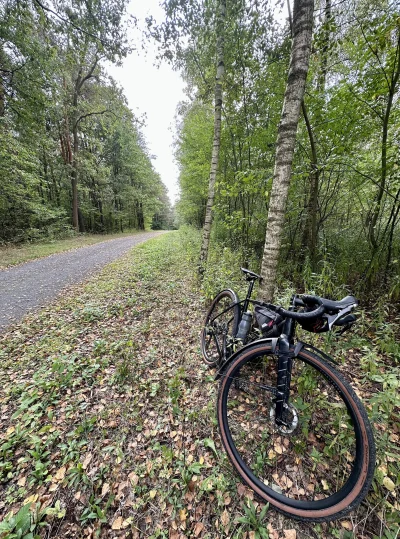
xmin=0 ymin=232 xmax=163 ymax=332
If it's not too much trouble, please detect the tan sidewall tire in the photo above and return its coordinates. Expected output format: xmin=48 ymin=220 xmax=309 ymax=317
xmin=217 ymin=343 xmax=375 ymax=522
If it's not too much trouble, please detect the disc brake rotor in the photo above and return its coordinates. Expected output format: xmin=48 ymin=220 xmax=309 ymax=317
xmin=270 ymin=403 xmax=299 ymax=435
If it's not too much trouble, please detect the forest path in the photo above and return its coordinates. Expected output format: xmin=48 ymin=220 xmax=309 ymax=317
xmin=0 ymin=231 xmax=164 ymax=332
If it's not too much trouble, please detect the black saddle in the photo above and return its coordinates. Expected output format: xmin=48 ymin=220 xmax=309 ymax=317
xmin=241 ymin=267 xmax=261 ymax=281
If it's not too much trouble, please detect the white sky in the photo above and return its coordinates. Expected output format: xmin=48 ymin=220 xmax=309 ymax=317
xmin=107 ymin=0 xmax=288 ymax=205
xmin=106 ymin=0 xmax=186 ymax=203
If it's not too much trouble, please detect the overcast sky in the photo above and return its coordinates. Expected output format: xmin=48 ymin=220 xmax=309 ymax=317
xmin=106 ymin=0 xmax=186 ymax=203
xmin=107 ymin=1 xmax=288 ymax=204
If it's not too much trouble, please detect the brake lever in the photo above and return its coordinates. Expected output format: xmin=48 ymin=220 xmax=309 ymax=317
xmin=335 ymin=323 xmax=354 ymax=336
xmin=327 ymin=304 xmax=357 ymax=330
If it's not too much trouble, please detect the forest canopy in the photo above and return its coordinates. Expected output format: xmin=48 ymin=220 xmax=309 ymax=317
xmin=0 ymin=0 xmax=173 ymax=243
xmin=165 ymin=0 xmax=400 ymax=300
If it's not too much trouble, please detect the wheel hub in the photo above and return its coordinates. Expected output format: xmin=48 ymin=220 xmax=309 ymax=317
xmin=270 ymin=403 xmax=299 ymax=434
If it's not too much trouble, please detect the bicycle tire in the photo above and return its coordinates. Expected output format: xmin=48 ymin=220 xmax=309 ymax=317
xmin=200 ymin=289 xmax=240 ymax=367
xmin=217 ymin=342 xmax=375 ymax=521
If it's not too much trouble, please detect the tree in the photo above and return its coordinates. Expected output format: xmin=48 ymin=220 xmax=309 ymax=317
xmin=198 ymin=0 xmax=226 ymax=273
xmin=258 ymin=0 xmax=314 ymax=301
xmin=49 ymin=0 xmax=130 ymax=231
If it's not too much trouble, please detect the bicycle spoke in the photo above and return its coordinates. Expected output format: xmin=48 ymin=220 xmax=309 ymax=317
xmin=222 ymin=353 xmax=358 ymax=503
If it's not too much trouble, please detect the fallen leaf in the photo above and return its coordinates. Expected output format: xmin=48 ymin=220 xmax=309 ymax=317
xmin=274 ymin=443 xmax=283 ymax=454
xmin=54 ymin=466 xmax=66 ymax=481
xmin=112 ymin=517 xmax=123 ymax=530
xmin=267 ymin=524 xmax=280 ymax=539
xmin=129 ymin=472 xmax=139 ymax=486
xmin=341 ymin=521 xmax=353 ymax=530
xmin=180 ymin=508 xmax=187 ymax=521
xmin=149 ymin=490 xmax=157 ymax=499
xmin=101 ymin=483 xmax=110 ymax=496
xmin=194 ymin=522 xmax=204 ymax=536
xmin=23 ymin=494 xmax=38 ymax=505
xmin=82 ymin=453 xmax=92 ymax=470
xmin=321 ymin=479 xmax=329 ymax=490
xmin=383 ymin=476 xmax=396 ymax=492
xmin=237 ymin=484 xmax=246 ymax=496
xmin=17 ymin=476 xmax=26 ymax=487
xmin=284 ymin=530 xmax=297 ymax=539
xmin=221 ymin=509 xmax=229 ymax=526
xmin=122 ymin=517 xmax=133 ymax=528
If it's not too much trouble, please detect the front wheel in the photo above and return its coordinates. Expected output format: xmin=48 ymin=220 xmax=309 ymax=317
xmin=217 ymin=343 xmax=375 ymax=521
xmin=200 ymin=289 xmax=240 ymax=367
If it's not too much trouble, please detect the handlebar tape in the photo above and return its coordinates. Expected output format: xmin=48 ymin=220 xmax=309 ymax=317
xmin=276 ymin=304 xmax=325 ymax=321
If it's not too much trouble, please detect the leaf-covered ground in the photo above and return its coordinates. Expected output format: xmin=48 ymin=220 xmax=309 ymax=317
xmin=0 ymin=231 xmax=399 ymax=538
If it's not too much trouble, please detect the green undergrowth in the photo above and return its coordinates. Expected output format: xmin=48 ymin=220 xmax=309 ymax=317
xmin=202 ymin=235 xmax=400 ymax=539
xmin=0 ymin=229 xmax=398 ymax=538
xmin=0 ymin=230 xmax=146 ymax=269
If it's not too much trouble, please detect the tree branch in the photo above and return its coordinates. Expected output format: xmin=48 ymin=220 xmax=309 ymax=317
xmin=77 ymin=57 xmax=100 ymax=92
xmin=74 ymin=109 xmax=110 ymax=129
xmin=32 ymin=0 xmax=107 ymax=47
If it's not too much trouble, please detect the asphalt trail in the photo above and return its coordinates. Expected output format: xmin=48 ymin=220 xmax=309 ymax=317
xmin=0 ymin=231 xmax=163 ymax=332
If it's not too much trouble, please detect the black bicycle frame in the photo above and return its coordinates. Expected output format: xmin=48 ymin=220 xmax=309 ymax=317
xmin=216 ymin=291 xmax=297 ymax=426
xmin=241 ymin=278 xmax=256 ymax=314
xmin=211 ymin=289 xmax=298 ymax=426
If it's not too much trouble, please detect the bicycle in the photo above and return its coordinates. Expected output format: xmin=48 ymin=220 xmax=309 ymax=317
xmin=200 ymin=268 xmax=375 ymax=521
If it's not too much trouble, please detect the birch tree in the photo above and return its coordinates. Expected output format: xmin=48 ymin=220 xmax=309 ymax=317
xmin=258 ymin=0 xmax=314 ymax=300
xmin=198 ymin=0 xmax=226 ymax=273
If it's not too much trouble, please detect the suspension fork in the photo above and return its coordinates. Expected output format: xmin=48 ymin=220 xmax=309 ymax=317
xmin=274 ymin=316 xmax=295 ymax=425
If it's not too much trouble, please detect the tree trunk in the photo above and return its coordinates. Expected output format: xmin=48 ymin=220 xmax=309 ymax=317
xmin=367 ymin=32 xmax=400 ymax=252
xmin=300 ymin=0 xmax=330 ymax=268
xmin=301 ymin=100 xmax=319 ymax=266
xmin=198 ymin=0 xmax=226 ymax=273
xmin=71 ymin=118 xmax=79 ymax=231
xmin=258 ymin=0 xmax=314 ymax=301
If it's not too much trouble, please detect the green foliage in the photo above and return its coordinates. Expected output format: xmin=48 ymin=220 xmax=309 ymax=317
xmin=0 ymin=0 xmax=171 ymax=243
xmin=169 ymin=0 xmax=400 ymax=300
xmin=236 ymin=500 xmax=270 ymax=538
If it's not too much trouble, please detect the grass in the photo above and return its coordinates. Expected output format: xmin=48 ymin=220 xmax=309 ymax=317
xmin=0 ymin=228 xmax=398 ymax=538
xmin=0 ymin=230 xmax=147 ymax=269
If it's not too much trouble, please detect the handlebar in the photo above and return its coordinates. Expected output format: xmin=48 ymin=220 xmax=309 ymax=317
xmin=258 ymin=296 xmax=325 ymax=322
xmin=254 ymin=293 xmax=357 ymax=328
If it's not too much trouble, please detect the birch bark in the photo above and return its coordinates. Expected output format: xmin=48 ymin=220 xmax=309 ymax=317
xmin=198 ymin=0 xmax=226 ymax=273
xmin=258 ymin=0 xmax=314 ymax=300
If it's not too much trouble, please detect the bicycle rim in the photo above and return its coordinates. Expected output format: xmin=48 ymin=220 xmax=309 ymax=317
xmin=201 ymin=290 xmax=240 ymax=366
xmin=217 ymin=343 xmax=375 ymax=521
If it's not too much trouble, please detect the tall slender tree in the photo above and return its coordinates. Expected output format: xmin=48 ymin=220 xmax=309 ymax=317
xmin=198 ymin=0 xmax=226 ymax=273
xmin=259 ymin=0 xmax=314 ymax=300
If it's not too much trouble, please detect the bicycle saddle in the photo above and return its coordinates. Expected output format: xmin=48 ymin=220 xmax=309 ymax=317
xmin=240 ymin=267 xmax=261 ymax=281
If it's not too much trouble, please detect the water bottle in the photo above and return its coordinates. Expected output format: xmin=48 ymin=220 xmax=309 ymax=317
xmin=236 ymin=311 xmax=253 ymax=341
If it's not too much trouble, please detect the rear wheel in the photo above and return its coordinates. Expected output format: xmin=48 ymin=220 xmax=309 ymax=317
xmin=200 ymin=289 xmax=240 ymax=367
xmin=217 ymin=342 xmax=375 ymax=521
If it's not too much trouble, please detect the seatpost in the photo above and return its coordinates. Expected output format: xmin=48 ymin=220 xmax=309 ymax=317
xmin=242 ymin=278 xmax=255 ymax=313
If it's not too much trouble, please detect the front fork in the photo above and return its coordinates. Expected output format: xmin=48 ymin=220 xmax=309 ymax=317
xmin=274 ymin=318 xmax=295 ymax=426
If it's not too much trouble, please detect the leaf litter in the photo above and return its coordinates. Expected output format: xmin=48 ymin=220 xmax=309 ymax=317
xmin=0 ymin=231 xmax=398 ymax=538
